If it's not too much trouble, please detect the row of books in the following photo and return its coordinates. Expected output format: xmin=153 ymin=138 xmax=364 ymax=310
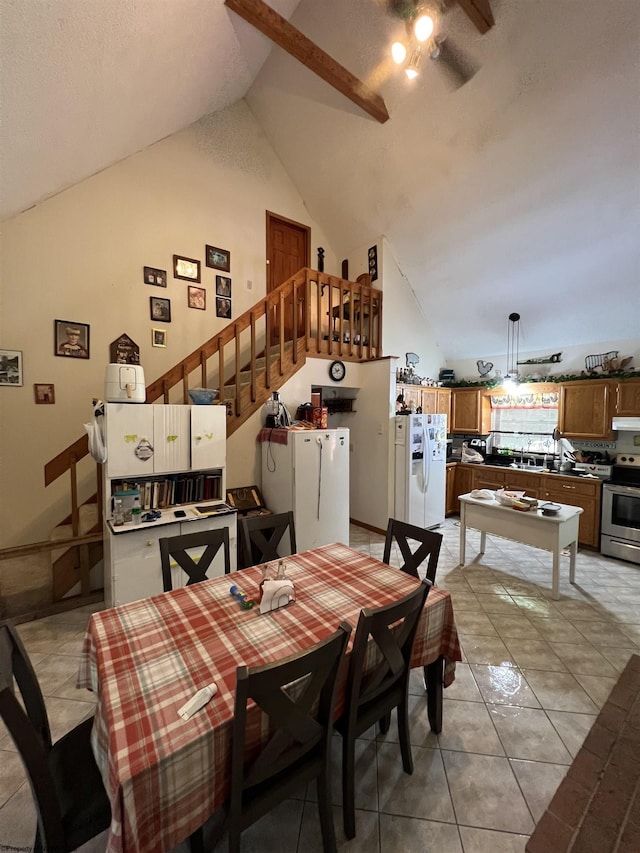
xmin=112 ymin=472 xmax=222 ymax=509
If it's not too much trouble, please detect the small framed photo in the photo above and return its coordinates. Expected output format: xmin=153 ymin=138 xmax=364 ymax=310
xmin=188 ymin=285 xmax=206 ymax=310
xmin=215 ymin=275 xmax=232 ymax=298
xmin=150 ymin=296 xmax=171 ymax=323
xmin=173 ymin=255 xmax=201 ymax=282
xmin=216 ymin=297 xmax=232 ymax=319
xmin=152 ymin=328 xmax=167 ymax=348
xmin=144 ymin=266 xmax=167 ymax=287
xmin=34 ymin=383 xmax=55 ymax=404
xmin=0 ymin=349 xmax=23 ymax=386
xmin=206 ymin=245 xmax=231 ymax=272
xmin=54 ymin=320 xmax=90 ymax=359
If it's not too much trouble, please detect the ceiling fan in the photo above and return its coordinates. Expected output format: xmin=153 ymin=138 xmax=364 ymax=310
xmin=386 ymin=0 xmax=491 ymax=87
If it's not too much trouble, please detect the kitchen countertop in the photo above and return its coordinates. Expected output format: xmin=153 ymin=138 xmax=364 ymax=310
xmin=451 ymin=461 xmax=602 ymax=481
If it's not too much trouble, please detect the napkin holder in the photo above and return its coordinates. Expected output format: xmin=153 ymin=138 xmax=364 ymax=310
xmin=259 ymin=579 xmax=295 ymax=614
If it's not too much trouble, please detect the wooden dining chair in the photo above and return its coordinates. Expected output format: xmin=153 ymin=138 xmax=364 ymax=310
xmin=383 ymin=518 xmax=443 ymax=584
xmin=334 ymin=580 xmax=432 ymax=839
xmin=0 ymin=620 xmax=111 ymax=853
xmin=228 ymin=621 xmax=352 ymax=853
xmin=238 ymin=511 xmax=296 ymax=569
xmin=159 ymin=527 xmax=230 ymax=592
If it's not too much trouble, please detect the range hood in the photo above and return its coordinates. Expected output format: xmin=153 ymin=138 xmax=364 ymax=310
xmin=612 ymin=417 xmax=640 ymax=431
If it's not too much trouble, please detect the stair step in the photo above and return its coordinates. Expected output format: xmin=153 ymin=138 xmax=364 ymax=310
xmin=50 ymin=504 xmax=99 ymax=543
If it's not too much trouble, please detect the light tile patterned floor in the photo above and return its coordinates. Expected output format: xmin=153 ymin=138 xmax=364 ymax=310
xmin=2 ymin=518 xmax=639 ymax=852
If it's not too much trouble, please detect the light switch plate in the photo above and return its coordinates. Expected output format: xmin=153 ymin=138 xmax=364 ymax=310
xmin=634 ymin=435 xmax=640 ymax=446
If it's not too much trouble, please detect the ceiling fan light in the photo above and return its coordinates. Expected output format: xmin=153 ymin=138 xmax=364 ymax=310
xmin=405 ymin=46 xmax=421 ymax=79
xmin=405 ymin=64 xmax=419 ymax=79
xmin=414 ymin=13 xmax=435 ymax=42
xmin=391 ymin=41 xmax=407 ymax=64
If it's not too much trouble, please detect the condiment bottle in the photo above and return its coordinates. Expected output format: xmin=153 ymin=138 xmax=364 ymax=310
xmin=113 ymin=498 xmax=124 ymax=526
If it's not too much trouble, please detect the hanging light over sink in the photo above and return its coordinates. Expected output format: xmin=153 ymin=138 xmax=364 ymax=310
xmin=504 ymin=312 xmax=521 ymax=391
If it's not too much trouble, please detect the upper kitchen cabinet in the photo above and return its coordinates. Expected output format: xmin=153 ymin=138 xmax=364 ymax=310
xmin=421 ymin=387 xmax=451 ymax=417
xmin=615 ymin=378 xmax=640 ymax=416
xmin=558 ymin=380 xmax=613 ymax=440
xmin=450 ymin=388 xmax=491 ymax=434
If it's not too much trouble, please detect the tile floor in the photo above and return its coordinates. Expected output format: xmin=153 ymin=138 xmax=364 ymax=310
xmin=2 ymin=518 xmax=640 ymax=852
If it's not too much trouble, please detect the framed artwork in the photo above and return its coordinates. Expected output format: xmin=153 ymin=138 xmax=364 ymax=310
xmin=54 ymin=320 xmax=90 ymax=359
xmin=215 ymin=275 xmax=231 ymax=298
xmin=368 ymin=244 xmax=378 ymax=282
xmin=143 ymin=266 xmax=167 ymax=287
xmin=152 ymin=328 xmax=167 ymax=348
xmin=0 ymin=349 xmax=23 ymax=386
xmin=34 ymin=383 xmax=55 ymax=404
xmin=173 ymin=255 xmax=201 ymax=282
xmin=188 ymin=285 xmax=206 ymax=310
xmin=206 ymin=245 xmax=231 ymax=272
xmin=150 ymin=296 xmax=171 ymax=323
xmin=109 ymin=333 xmax=140 ymax=364
xmin=216 ymin=297 xmax=232 ymax=319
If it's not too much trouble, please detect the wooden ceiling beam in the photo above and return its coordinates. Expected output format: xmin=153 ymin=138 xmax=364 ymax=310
xmin=225 ymin=0 xmax=389 ymax=124
xmin=456 ymin=0 xmax=495 ymax=34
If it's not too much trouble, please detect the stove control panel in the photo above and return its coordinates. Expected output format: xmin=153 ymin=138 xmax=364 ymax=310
xmin=616 ymin=455 xmax=640 ymax=467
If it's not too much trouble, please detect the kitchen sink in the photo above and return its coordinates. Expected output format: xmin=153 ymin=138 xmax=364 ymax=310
xmin=507 ymin=463 xmax=545 ymax=472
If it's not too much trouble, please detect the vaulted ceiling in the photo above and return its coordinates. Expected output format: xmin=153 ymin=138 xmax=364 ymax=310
xmin=2 ymin=0 xmax=639 ymax=361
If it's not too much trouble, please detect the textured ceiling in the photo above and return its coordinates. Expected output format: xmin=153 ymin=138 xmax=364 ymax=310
xmin=2 ymin=0 xmax=639 ymax=362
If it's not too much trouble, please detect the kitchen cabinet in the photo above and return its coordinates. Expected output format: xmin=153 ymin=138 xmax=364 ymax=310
xmin=396 ymin=384 xmax=422 ymax=412
xmin=420 ymin=387 xmax=451 ymax=417
xmin=445 ymin=464 xmax=474 ymax=516
xmin=540 ymin=478 xmax=600 ymax=549
xmin=450 ymin=388 xmax=491 ymax=435
xmin=558 ymin=380 xmax=613 ymax=440
xmin=473 ymin=467 xmax=506 ymax=491
xmin=615 ymin=378 xmax=640 ymax=416
xmin=104 ymin=512 xmax=237 ymax=607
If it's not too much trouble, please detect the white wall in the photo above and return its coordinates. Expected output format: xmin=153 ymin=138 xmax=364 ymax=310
xmin=0 ymin=101 xmax=338 ymax=547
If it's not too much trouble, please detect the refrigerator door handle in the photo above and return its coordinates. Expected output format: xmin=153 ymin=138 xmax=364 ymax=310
xmin=422 ymin=426 xmax=430 ymax=493
xmin=316 ymin=436 xmax=323 ymax=520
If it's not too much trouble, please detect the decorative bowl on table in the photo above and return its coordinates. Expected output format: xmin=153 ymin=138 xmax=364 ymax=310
xmin=540 ymin=502 xmax=561 ymax=516
xmin=495 ymin=488 xmax=526 ymax=507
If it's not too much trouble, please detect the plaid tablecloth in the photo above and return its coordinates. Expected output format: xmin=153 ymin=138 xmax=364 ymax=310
xmin=77 ymin=543 xmax=461 ymax=853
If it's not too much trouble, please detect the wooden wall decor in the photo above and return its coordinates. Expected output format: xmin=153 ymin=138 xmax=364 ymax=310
xmin=110 ymin=333 xmax=140 ymax=364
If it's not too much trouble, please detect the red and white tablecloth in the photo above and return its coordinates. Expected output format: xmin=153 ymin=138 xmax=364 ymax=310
xmin=77 ymin=542 xmax=461 ymax=853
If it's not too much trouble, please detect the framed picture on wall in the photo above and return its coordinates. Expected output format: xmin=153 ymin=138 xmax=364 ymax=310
xmin=152 ymin=328 xmax=167 ymax=347
xmin=188 ymin=285 xmax=206 ymax=310
xmin=0 ymin=349 xmax=23 ymax=385
xmin=206 ymin=245 xmax=231 ymax=272
xmin=34 ymin=383 xmax=55 ymax=404
xmin=216 ymin=297 xmax=231 ymax=319
xmin=215 ymin=275 xmax=231 ymax=298
xmin=54 ymin=320 xmax=90 ymax=359
xmin=143 ymin=266 xmax=167 ymax=287
xmin=150 ymin=296 xmax=171 ymax=323
xmin=173 ymin=255 xmax=201 ymax=282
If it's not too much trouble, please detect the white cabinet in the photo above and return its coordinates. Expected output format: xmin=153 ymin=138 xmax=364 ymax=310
xmin=105 ymin=403 xmax=226 ymax=478
xmin=105 ymin=512 xmax=237 ymax=607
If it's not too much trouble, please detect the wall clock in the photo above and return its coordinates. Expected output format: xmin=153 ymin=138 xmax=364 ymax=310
xmin=329 ymin=360 xmax=346 ymax=382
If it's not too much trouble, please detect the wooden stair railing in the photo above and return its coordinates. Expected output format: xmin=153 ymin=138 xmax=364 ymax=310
xmin=38 ymin=269 xmax=382 ymax=603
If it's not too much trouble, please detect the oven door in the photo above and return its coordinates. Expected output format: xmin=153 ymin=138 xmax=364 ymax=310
xmin=601 ymin=483 xmax=640 ymax=544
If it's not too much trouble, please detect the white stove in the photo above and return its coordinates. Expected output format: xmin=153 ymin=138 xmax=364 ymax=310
xmin=601 ymin=455 xmax=640 ymax=565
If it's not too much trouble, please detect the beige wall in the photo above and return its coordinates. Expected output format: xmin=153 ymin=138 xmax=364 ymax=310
xmin=0 ymin=101 xmax=337 ymax=547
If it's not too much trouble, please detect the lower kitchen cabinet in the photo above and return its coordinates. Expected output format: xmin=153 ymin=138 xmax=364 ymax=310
xmin=446 ymin=464 xmax=474 ymax=516
xmin=540 ymin=479 xmax=600 ymax=549
xmin=104 ymin=510 xmax=237 ymax=607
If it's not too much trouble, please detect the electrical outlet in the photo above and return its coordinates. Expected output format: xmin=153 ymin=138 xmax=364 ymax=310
xmin=246 ymin=279 xmax=253 ymax=290
xmin=634 ymin=435 xmax=640 ymax=446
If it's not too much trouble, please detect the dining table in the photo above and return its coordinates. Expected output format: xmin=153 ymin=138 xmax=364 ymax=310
xmin=76 ymin=542 xmax=461 ymax=853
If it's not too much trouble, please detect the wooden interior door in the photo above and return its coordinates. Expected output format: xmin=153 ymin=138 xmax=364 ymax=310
xmin=266 ymin=212 xmax=310 ymax=343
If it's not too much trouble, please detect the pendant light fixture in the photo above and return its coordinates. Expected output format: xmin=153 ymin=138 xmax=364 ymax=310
xmin=505 ymin=312 xmax=521 ymax=390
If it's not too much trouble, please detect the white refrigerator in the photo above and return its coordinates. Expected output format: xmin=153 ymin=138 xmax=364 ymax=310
xmin=261 ymin=429 xmax=350 ymax=553
xmin=394 ymin=414 xmax=447 ymax=530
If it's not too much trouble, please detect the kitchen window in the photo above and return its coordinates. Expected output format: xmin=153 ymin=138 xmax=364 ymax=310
xmin=490 ymin=391 xmax=558 ymax=455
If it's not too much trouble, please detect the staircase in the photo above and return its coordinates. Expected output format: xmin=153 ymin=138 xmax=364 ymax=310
xmin=41 ymin=268 xmax=383 ymax=604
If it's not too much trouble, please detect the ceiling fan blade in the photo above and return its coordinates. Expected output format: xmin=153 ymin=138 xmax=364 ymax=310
xmin=431 ymin=38 xmax=478 ymax=87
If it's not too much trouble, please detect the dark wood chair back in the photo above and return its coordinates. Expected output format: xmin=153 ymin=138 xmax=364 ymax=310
xmin=0 ymin=620 xmax=111 ymax=853
xmin=229 ymin=621 xmax=351 ymax=853
xmin=337 ymin=580 xmax=431 ymax=839
xmin=383 ymin=518 xmax=443 ymax=583
xmin=159 ymin=527 xmax=231 ymax=591
xmin=238 ymin=511 xmax=296 ymax=568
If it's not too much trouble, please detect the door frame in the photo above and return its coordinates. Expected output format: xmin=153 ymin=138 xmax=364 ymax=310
xmin=265 ymin=211 xmax=311 ymax=292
